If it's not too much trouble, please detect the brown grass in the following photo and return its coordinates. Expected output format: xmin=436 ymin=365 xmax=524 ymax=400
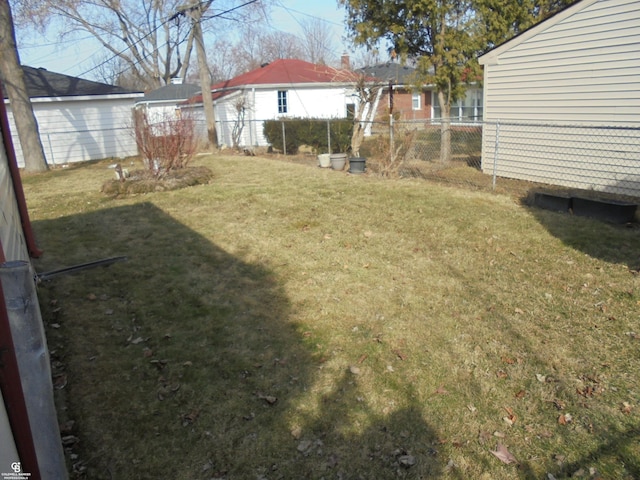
xmin=23 ymin=154 xmax=640 ymax=479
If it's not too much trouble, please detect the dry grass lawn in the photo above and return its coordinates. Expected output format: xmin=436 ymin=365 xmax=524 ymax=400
xmin=22 ymin=154 xmax=640 ymax=479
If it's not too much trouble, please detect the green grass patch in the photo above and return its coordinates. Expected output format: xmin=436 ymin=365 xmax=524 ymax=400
xmin=23 ymin=155 xmax=640 ymax=479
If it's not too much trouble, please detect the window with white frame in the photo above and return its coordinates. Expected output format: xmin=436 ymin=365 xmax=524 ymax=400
xmin=432 ymin=89 xmax=482 ymax=121
xmin=412 ymin=92 xmax=421 ymax=110
xmin=277 ymin=90 xmax=288 ymax=114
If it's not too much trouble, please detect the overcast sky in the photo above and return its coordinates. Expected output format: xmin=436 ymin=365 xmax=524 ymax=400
xmin=16 ymin=0 xmax=353 ymax=80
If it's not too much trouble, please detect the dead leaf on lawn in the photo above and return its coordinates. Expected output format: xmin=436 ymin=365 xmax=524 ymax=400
xmin=181 ymin=409 xmax=200 ymax=426
xmin=393 ymin=349 xmax=407 ymax=361
xmin=496 ymin=370 xmax=508 ymax=379
xmin=491 ymin=443 xmax=517 ymax=464
xmin=503 ymin=407 xmax=517 ymax=426
xmin=515 ymin=389 xmax=526 ymax=399
xmin=558 ymin=413 xmax=572 ymax=425
xmin=257 ymin=393 xmax=278 ymax=405
xmin=621 ymin=402 xmax=633 ymax=414
xmin=434 ymin=385 xmax=448 ymax=395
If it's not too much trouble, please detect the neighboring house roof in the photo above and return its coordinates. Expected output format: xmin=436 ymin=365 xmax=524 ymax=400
xmin=187 ymin=58 xmax=362 ymax=104
xmin=1 ymin=65 xmax=142 ymax=99
xmin=139 ymin=83 xmax=201 ymax=103
xmin=479 ymin=0 xmax=590 ymax=65
xmin=357 ymin=63 xmax=417 ymax=85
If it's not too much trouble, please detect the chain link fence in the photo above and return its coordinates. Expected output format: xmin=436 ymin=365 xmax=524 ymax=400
xmin=360 ymin=119 xmax=640 ymax=200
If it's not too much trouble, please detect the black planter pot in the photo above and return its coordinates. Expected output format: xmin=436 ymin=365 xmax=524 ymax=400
xmin=348 ymin=157 xmax=366 ymax=174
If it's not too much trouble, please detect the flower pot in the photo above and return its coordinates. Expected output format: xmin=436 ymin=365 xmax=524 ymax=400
xmin=317 ymin=153 xmax=331 ymax=168
xmin=348 ymin=157 xmax=366 ymax=174
xmin=330 ymin=153 xmax=347 ymax=170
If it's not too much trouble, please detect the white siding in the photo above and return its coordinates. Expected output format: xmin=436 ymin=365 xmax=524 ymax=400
xmin=0 ymin=134 xmax=29 ymax=262
xmin=253 ymin=86 xmax=351 ymax=120
xmin=5 ymin=95 xmax=141 ymax=168
xmin=479 ymin=0 xmax=640 ymax=196
xmin=207 ymin=85 xmax=355 ymax=148
xmin=481 ymin=0 xmax=640 ymax=124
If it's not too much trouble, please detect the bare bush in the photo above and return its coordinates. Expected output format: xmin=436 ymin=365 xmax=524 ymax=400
xmin=133 ymin=109 xmax=198 ymax=178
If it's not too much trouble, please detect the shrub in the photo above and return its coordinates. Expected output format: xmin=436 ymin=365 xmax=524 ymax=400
xmin=263 ymin=118 xmax=353 ymax=154
xmin=133 ymin=109 xmax=198 ymax=178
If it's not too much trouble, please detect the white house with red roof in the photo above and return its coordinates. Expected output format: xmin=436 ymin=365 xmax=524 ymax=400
xmin=183 ymin=58 xmax=364 ymax=148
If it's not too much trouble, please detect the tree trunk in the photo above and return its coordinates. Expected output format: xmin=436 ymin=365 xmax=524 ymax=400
xmin=0 ymin=1 xmax=48 ymax=172
xmin=437 ymin=90 xmax=452 ymax=164
xmin=191 ymin=6 xmax=218 ymax=151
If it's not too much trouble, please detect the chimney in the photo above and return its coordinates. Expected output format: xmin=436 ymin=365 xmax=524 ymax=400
xmin=171 ymin=77 xmax=183 ymax=85
xmin=341 ymin=53 xmax=350 ymax=70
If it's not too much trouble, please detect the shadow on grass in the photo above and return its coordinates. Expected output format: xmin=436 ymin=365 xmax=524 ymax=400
xmin=526 ymin=189 xmax=640 ymax=271
xmin=33 ymin=202 xmax=446 ymax=479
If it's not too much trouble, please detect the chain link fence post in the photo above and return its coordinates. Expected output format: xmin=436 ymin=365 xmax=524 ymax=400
xmin=281 ymin=121 xmax=286 ymax=155
xmin=492 ymin=120 xmax=500 ymax=191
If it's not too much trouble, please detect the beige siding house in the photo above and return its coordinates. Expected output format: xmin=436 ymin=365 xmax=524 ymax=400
xmin=478 ymin=0 xmax=640 ymax=196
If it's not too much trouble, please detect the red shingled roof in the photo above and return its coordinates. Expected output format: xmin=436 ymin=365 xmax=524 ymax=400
xmin=187 ymin=58 xmax=362 ymax=104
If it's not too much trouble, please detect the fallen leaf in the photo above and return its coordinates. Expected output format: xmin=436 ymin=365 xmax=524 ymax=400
xmin=357 ymin=354 xmax=368 ymax=364
xmin=501 ymin=356 xmax=516 ymax=364
xmin=558 ymin=413 xmax=572 ymax=425
xmin=514 ymin=308 xmax=524 ymax=315
xmin=503 ymin=407 xmax=517 ymax=426
xmin=53 ymin=374 xmax=68 ymax=390
xmin=434 ymin=385 xmax=448 ymax=395
xmin=398 ymin=455 xmax=416 ymax=467
xmin=181 ymin=409 xmax=199 ymax=426
xmin=491 ymin=443 xmax=517 ymax=464
xmin=621 ymin=402 xmax=633 ymax=414
xmin=496 ymin=370 xmax=508 ymax=379
xmin=393 ymin=349 xmax=407 ymax=361
xmin=536 ymin=374 xmax=546 ymax=383
xmin=515 ymin=389 xmax=526 ymax=399
xmin=349 ymin=365 xmax=361 ymax=375
xmin=257 ymin=393 xmax=277 ymax=405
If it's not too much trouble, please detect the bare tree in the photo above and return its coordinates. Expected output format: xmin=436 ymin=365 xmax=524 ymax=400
xmin=13 ymin=0 xmax=196 ymax=90
xmin=232 ymin=25 xmax=303 ymax=74
xmin=206 ymin=38 xmax=240 ymax=82
xmin=300 ymin=17 xmax=336 ymax=65
xmin=12 ymin=0 xmax=269 ymax=90
xmin=0 ymin=0 xmax=48 ymax=172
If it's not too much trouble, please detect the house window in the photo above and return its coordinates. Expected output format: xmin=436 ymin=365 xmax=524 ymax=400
xmin=412 ymin=93 xmax=421 ymax=110
xmin=432 ymin=90 xmax=483 ymax=122
xmin=277 ymin=90 xmax=288 ymax=114
xmin=346 ymin=103 xmax=355 ymax=119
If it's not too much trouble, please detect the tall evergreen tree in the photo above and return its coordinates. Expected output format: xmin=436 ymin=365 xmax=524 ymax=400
xmin=339 ymin=0 xmax=573 ymax=162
